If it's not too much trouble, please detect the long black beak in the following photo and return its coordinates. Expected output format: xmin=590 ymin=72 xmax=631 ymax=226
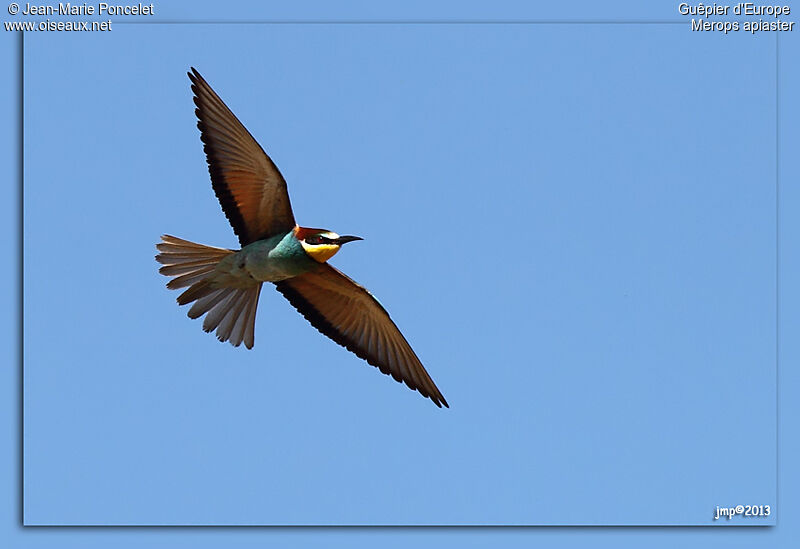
xmin=334 ymin=235 xmax=363 ymax=245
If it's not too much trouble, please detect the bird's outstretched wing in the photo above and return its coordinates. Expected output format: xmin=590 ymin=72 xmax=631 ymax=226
xmin=189 ymin=67 xmax=296 ymax=246
xmin=275 ymin=264 xmax=448 ymax=407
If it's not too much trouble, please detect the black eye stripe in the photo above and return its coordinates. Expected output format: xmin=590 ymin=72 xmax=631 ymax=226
xmin=307 ymin=235 xmax=333 ymax=245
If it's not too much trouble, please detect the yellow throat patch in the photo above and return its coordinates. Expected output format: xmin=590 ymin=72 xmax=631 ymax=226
xmin=301 ymin=241 xmax=341 ymax=263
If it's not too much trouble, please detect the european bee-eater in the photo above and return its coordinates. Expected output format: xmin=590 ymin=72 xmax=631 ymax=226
xmin=155 ymin=68 xmax=448 ymax=408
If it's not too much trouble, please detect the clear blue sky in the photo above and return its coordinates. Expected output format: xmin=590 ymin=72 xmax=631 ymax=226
xmin=3 ymin=0 xmax=800 ymax=547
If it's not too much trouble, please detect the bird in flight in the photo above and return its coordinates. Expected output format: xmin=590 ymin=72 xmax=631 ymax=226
xmin=155 ymin=68 xmax=448 ymax=408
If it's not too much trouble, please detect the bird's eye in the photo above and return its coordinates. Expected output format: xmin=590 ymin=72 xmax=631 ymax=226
xmin=306 ymin=236 xmax=323 ymax=245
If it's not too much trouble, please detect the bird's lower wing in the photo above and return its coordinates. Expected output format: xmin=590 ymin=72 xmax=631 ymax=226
xmin=274 ymin=264 xmax=448 ymax=407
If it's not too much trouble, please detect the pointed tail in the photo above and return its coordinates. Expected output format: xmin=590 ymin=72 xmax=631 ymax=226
xmin=155 ymin=235 xmax=262 ymax=349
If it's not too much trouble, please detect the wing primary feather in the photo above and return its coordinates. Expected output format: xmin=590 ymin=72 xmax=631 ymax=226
xmin=188 ymin=68 xmax=296 ymax=245
xmin=273 ymin=265 xmax=448 ymax=408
